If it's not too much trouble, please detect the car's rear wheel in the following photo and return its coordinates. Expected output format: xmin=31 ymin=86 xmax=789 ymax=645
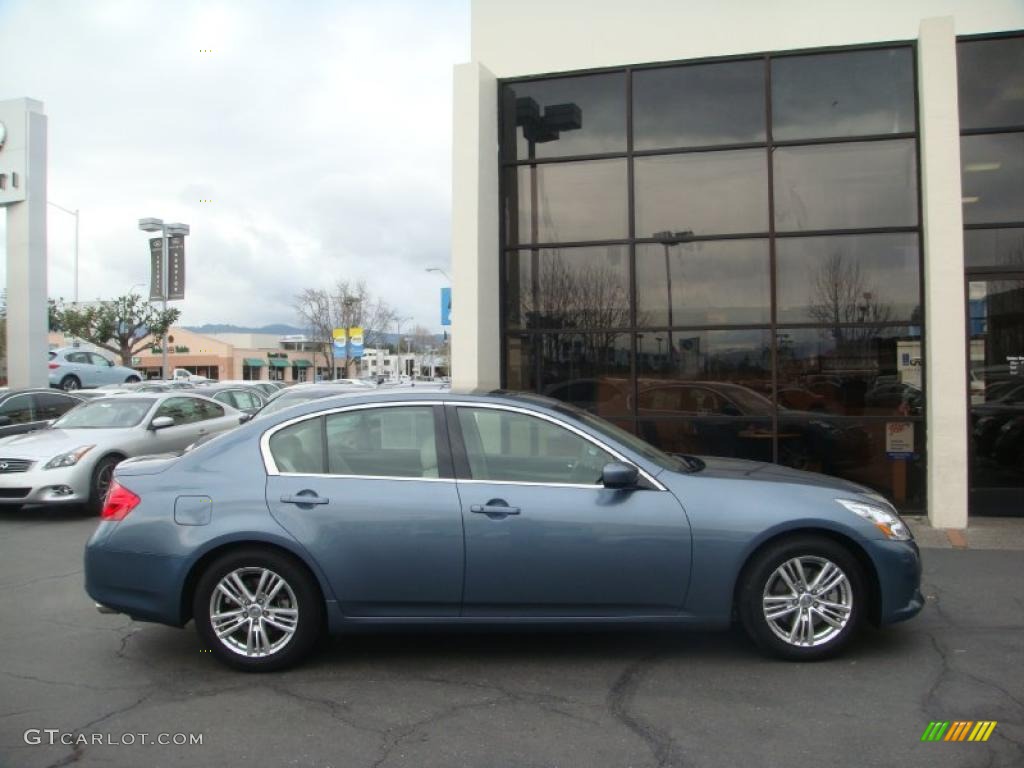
xmin=60 ymin=375 xmax=81 ymax=391
xmin=193 ymin=549 xmax=322 ymax=672
xmin=87 ymin=456 xmax=121 ymax=515
xmin=738 ymin=535 xmax=865 ymax=661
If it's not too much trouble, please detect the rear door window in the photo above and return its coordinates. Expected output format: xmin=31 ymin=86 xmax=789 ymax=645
xmin=325 ymin=406 xmax=439 ymax=478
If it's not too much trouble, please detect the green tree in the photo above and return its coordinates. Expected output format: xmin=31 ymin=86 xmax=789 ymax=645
xmin=52 ymin=294 xmax=181 ymax=366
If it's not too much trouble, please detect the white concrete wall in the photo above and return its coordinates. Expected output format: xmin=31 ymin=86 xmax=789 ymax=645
xmin=918 ymin=18 xmax=969 ymax=529
xmin=472 ymin=0 xmax=1024 ymax=77
xmin=451 ymin=61 xmax=500 ymax=391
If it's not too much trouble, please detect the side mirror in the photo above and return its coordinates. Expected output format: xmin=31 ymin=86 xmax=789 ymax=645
xmin=602 ymin=462 xmax=639 ymax=489
xmin=150 ymin=416 xmax=175 ymax=430
xmin=107 ymin=360 xmax=115 ymax=367
xmin=238 ymin=413 xmax=253 ymax=424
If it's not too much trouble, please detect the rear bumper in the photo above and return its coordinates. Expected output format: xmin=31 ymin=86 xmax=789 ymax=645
xmin=866 ymin=538 xmax=924 ymax=625
xmin=84 ymin=542 xmax=189 ymax=626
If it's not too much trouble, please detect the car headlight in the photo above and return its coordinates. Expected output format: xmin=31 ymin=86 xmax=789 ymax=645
xmin=836 ymin=498 xmax=912 ymax=541
xmin=43 ymin=445 xmax=95 ymax=470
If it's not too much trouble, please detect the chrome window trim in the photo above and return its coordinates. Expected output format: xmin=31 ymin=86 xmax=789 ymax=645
xmin=260 ymin=399 xmax=666 ymax=491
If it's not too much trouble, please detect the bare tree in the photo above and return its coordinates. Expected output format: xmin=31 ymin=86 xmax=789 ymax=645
xmin=293 ymin=288 xmax=336 ymax=376
xmin=807 ymin=251 xmax=893 ymax=344
xmin=295 ymin=280 xmax=397 ymax=379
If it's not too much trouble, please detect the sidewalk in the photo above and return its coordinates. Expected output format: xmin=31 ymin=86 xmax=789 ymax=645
xmin=905 ymin=515 xmax=1024 ymax=550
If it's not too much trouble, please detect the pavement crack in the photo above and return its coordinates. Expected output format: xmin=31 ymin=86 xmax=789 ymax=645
xmin=0 ymin=568 xmax=83 ymax=591
xmin=607 ymin=653 xmax=684 ymax=768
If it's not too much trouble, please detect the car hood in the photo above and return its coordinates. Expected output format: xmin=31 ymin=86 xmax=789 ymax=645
xmin=0 ymin=428 xmax=131 ymax=460
xmin=666 ymin=456 xmax=874 ymax=495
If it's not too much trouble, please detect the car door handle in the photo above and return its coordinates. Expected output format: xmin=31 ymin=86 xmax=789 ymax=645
xmin=470 ymin=502 xmax=521 ymax=516
xmin=280 ymin=494 xmax=329 ymax=505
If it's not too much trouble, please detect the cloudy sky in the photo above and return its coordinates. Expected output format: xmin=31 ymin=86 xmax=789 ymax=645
xmin=0 ymin=0 xmax=468 ymax=330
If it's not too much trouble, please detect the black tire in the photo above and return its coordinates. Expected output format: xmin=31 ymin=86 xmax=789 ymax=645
xmin=125 ymin=375 xmax=141 ymax=384
xmin=60 ymin=375 xmax=81 ymax=391
xmin=193 ymin=548 xmax=323 ymax=672
xmin=87 ymin=456 xmax=122 ymax=515
xmin=738 ymin=535 xmax=866 ymax=661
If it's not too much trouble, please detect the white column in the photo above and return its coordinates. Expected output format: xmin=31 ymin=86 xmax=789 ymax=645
xmin=451 ymin=61 xmax=500 ymax=391
xmin=918 ymin=17 xmax=968 ymax=529
xmin=2 ymin=99 xmax=48 ymax=389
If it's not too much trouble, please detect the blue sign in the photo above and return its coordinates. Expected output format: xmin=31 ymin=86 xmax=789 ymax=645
xmin=441 ymin=287 xmax=452 ymax=326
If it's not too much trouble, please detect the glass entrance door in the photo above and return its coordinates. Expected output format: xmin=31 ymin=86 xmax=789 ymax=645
xmin=968 ymin=277 xmax=1024 ymax=515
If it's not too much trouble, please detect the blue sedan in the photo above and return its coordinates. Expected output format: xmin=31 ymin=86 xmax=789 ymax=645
xmin=84 ymin=390 xmax=923 ymax=671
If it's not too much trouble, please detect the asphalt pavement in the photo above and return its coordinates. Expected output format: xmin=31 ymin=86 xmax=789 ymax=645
xmin=1 ymin=507 xmax=1021 ymax=768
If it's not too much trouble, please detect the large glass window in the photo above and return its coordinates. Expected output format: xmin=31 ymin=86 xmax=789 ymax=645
xmin=505 ymin=246 xmax=629 ymax=330
xmin=771 ymin=48 xmax=916 ymax=141
xmin=499 ymin=44 xmax=923 ymax=510
xmin=632 ymin=60 xmax=765 ymax=150
xmin=634 ymin=150 xmax=768 ymax=237
xmin=773 ymin=140 xmax=918 ymax=231
xmin=958 ymin=34 xmax=1024 ymax=517
xmin=505 ymin=160 xmax=628 ymax=245
xmin=636 ymin=240 xmax=770 ymax=327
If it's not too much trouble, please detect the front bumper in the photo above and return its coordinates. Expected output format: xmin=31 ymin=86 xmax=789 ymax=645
xmin=0 ymin=464 xmax=90 ymax=505
xmin=866 ymin=538 xmax=924 ymax=625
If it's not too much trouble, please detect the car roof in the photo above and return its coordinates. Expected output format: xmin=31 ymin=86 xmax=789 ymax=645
xmin=0 ymin=387 xmax=85 ymax=398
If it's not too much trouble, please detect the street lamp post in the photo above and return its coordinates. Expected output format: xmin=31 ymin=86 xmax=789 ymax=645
xmin=425 ymin=267 xmax=452 ymax=381
xmin=138 ymin=217 xmax=189 ymax=381
xmin=48 ymin=201 xmax=79 ymax=303
xmin=654 ymin=230 xmax=694 ymax=371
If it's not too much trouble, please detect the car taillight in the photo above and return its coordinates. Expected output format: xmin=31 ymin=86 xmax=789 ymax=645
xmin=101 ymin=481 xmax=140 ymax=521
xmin=48 ymin=362 xmax=60 ymax=369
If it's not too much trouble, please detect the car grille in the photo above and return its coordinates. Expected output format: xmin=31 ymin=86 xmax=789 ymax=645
xmin=0 ymin=459 xmax=34 ymax=473
xmin=0 ymin=488 xmax=31 ymax=499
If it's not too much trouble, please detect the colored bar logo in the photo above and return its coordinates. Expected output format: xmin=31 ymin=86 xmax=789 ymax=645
xmin=921 ymin=721 xmax=997 ymax=742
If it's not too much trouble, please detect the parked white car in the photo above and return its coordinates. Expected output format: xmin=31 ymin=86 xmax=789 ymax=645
xmin=48 ymin=348 xmax=142 ymax=390
xmin=0 ymin=393 xmax=242 ymax=513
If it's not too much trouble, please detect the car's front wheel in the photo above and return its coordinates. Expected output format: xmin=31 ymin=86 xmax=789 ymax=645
xmin=738 ymin=535 xmax=865 ymax=661
xmin=193 ymin=548 xmax=322 ymax=672
xmin=125 ymin=375 xmax=141 ymax=384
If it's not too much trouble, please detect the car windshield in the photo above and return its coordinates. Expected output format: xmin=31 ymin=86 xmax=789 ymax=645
xmin=52 ymin=398 xmax=153 ymax=429
xmin=554 ymin=404 xmax=695 ymax=473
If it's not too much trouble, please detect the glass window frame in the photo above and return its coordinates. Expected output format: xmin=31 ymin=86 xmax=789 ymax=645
xmin=497 ymin=42 xmax=925 ymax=499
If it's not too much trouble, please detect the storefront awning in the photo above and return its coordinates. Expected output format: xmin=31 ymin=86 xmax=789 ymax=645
xmin=292 ymin=359 xmax=313 ymax=368
xmin=243 ymin=358 xmax=265 ymax=367
xmin=268 ymin=358 xmax=289 ymax=368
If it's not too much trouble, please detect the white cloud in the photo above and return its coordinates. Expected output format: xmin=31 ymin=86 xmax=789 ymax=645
xmin=0 ymin=0 xmax=468 ymax=329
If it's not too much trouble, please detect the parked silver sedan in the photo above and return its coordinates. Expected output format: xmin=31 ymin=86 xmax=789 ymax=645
xmin=0 ymin=393 xmax=242 ymax=513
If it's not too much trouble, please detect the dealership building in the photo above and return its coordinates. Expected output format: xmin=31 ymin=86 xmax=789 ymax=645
xmin=450 ymin=0 xmax=1024 ymax=527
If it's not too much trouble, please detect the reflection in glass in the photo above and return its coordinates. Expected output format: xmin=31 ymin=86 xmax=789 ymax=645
xmin=505 ymin=246 xmax=629 ymax=330
xmin=957 ymin=37 xmax=1024 ymax=131
xmin=505 ymin=335 xmax=537 ymax=393
xmin=776 ymin=418 xmax=924 ymax=510
xmin=773 ymin=140 xmax=918 ymax=231
xmin=636 ymin=240 xmax=770 ymax=326
xmin=964 ymin=228 xmax=1024 ymax=270
xmin=500 ymin=73 xmax=626 ymax=160
xmin=505 ymin=159 xmax=628 ymax=245
xmin=968 ymin=279 xmax=1024 ymax=514
xmin=632 ymin=60 xmax=766 ymax=149
xmin=635 ymin=330 xmax=772 ymax=399
xmin=637 ymin=418 xmax=775 ymax=463
xmin=635 ymin=150 xmax=768 ymax=237
xmin=775 ymin=234 xmax=921 ymax=323
xmin=960 ymin=133 xmax=1024 ymax=225
xmin=775 ymin=327 xmax=923 ymax=417
xmin=772 ymin=48 xmax=915 ymax=141
xmin=538 ymin=332 xmax=633 ymax=416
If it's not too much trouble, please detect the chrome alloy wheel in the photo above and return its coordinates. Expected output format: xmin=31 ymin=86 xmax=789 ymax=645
xmin=762 ymin=556 xmax=853 ymax=648
xmin=209 ymin=567 xmax=299 ymax=657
